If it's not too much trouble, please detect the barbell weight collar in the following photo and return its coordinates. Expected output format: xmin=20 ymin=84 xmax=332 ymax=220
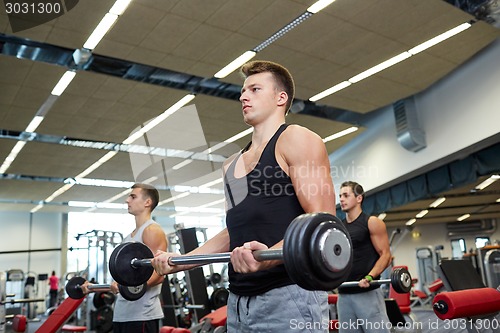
xmin=109 ymin=212 xmax=353 ymax=291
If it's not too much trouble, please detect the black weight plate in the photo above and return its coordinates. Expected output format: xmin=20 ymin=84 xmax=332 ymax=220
xmin=310 ymin=216 xmax=353 ymax=289
xmin=95 ymin=305 xmax=113 ymax=333
xmin=65 ymin=276 xmax=86 ymax=299
xmin=109 ymin=242 xmax=154 ymax=286
xmin=93 ymin=291 xmax=116 ymax=309
xmin=93 ymin=292 xmax=106 ymax=308
xmin=308 ymin=220 xmax=352 ymax=290
xmin=282 ymin=213 xmax=307 ymax=289
xmin=282 ymin=213 xmax=312 ymax=290
xmin=210 ymin=287 xmax=229 ymax=310
xmin=209 ymin=273 xmax=222 ymax=286
xmin=119 ymin=282 xmax=147 ymax=301
xmin=295 ymin=214 xmax=328 ymax=290
xmin=307 ymin=214 xmax=352 ymax=290
xmin=391 ymin=267 xmax=412 ymax=293
xmin=284 ymin=213 xmax=326 ymax=290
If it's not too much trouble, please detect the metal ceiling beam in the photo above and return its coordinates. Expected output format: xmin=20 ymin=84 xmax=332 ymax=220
xmin=0 ymin=33 xmax=362 ymax=125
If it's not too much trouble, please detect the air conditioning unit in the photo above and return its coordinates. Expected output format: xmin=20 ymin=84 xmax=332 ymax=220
xmin=447 ymin=219 xmax=497 ymax=236
xmin=393 ymin=96 xmax=427 ymax=152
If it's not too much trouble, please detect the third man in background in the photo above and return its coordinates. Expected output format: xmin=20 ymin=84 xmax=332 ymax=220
xmin=337 ymin=181 xmax=392 ymax=333
xmin=111 ymin=183 xmax=167 ymax=333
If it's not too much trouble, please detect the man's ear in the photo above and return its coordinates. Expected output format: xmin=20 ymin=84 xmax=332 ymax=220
xmin=356 ymin=195 xmax=363 ymax=204
xmin=277 ymin=91 xmax=288 ymax=108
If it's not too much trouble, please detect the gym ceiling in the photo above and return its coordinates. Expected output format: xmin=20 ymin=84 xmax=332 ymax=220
xmin=0 ymin=0 xmax=499 ymax=226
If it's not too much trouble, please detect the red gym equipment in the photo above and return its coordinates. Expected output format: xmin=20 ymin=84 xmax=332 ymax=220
xmin=433 ymin=287 xmax=500 ymax=320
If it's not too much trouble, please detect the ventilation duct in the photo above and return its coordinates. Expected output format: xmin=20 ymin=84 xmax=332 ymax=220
xmin=447 ymin=219 xmax=497 ymax=237
xmin=393 ymin=96 xmax=427 ymax=152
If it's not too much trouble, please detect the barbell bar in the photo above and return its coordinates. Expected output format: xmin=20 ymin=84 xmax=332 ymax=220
xmin=65 ymin=276 xmax=147 ymax=302
xmin=109 ymin=212 xmax=353 ymax=291
xmin=339 ymin=267 xmax=412 ymax=293
xmin=0 ymin=298 xmax=45 ymax=305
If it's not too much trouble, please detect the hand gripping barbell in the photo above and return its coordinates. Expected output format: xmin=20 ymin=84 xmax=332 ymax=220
xmin=339 ymin=267 xmax=412 ymax=293
xmin=65 ymin=276 xmax=147 ymax=302
xmin=109 ymin=213 xmax=353 ymax=291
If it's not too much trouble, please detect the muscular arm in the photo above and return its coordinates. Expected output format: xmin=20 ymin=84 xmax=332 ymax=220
xmin=142 ymin=224 xmax=167 ymax=287
xmin=233 ymin=125 xmax=336 ymax=273
xmin=366 ymin=216 xmax=392 ymax=278
xmin=281 ymin=125 xmax=336 ymax=214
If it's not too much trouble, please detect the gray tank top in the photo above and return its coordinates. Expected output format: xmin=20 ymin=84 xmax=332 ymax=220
xmin=113 ymin=219 xmax=164 ymax=322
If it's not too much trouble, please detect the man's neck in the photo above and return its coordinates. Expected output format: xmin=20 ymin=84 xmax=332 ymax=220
xmin=134 ymin=212 xmax=151 ymax=229
xmin=251 ymin=116 xmax=285 ymax=147
xmin=345 ymin=206 xmax=363 ymax=223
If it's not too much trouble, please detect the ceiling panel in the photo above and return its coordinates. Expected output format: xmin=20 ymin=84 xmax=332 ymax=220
xmin=0 ymin=0 xmax=498 ymax=219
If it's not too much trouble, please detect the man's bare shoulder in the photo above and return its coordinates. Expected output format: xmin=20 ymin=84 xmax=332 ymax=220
xmin=279 ymin=124 xmax=324 ymax=151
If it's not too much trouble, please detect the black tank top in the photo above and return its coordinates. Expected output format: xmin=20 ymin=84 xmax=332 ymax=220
xmin=224 ymin=124 xmax=305 ymax=296
xmin=338 ymin=212 xmax=380 ymax=294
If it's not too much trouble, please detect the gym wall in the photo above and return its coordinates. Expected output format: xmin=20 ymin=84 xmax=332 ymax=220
xmin=0 ymin=211 xmax=63 ymax=276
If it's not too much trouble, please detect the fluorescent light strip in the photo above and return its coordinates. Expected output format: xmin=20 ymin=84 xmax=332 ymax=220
xmin=496 ymin=198 xmax=500 ymax=203
xmin=408 ymin=22 xmax=472 ymax=55
xmin=429 ymin=197 xmax=446 ymax=208
xmin=323 ymin=127 xmax=358 ymax=143
xmin=123 ymin=94 xmax=195 ymax=144
xmin=75 ymin=152 xmax=118 ymax=179
xmin=74 ymin=178 xmax=134 ymax=188
xmin=214 ymin=51 xmax=256 ymax=79
xmin=45 ymin=184 xmax=74 ymax=203
xmin=172 ymin=160 xmax=193 ymax=170
xmin=309 ymin=22 xmax=473 ymax=102
xmin=405 ymin=218 xmax=416 ymax=226
xmin=158 ymin=192 xmax=191 ymax=206
xmin=22 ymin=0 xmax=133 ymax=212
xmin=30 ymin=203 xmax=44 ymax=213
xmin=68 ymin=201 xmax=95 ymax=208
xmin=416 ymin=209 xmax=429 ymax=218
xmin=25 ymin=116 xmax=44 ymax=133
xmin=200 ymin=178 xmax=223 ymax=188
xmin=457 ymin=213 xmax=471 ymax=222
xmin=51 ymin=71 xmax=76 ymax=96
xmin=83 ymin=13 xmax=119 ymax=50
xmin=174 ymin=126 xmax=252 ymax=170
xmin=349 ymin=52 xmax=411 ymax=84
xmin=214 ymin=0 xmax=334 ymax=77
xmin=307 ymin=0 xmax=336 ymax=13
xmin=475 ymin=175 xmax=499 ymax=190
xmin=225 ymin=128 xmax=253 ymax=143
xmin=310 ymin=81 xmax=351 ymax=102
xmin=104 ymin=189 xmax=130 ymax=203
xmin=68 ymin=201 xmax=127 ymax=209
xmin=109 ymin=0 xmax=132 ymax=15
xmin=198 ymin=198 xmax=225 ymax=208
xmin=0 ymin=141 xmax=27 ymax=173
